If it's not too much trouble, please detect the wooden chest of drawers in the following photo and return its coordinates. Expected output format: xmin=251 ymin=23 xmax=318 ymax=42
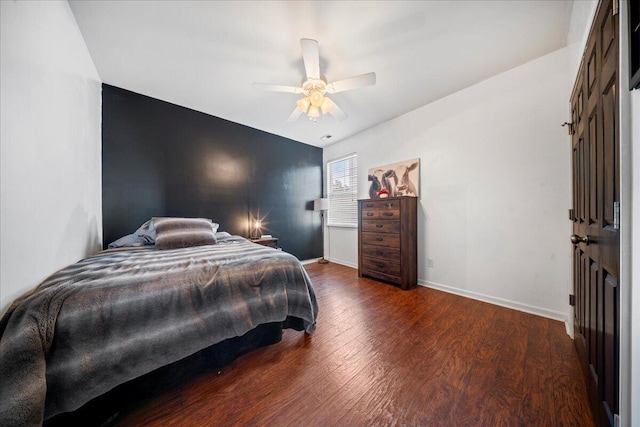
xmin=358 ymin=197 xmax=417 ymax=290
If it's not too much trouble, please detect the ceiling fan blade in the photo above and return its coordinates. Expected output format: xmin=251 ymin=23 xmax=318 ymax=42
xmin=253 ymin=83 xmax=302 ymax=94
xmin=287 ymin=107 xmax=303 ymax=122
xmin=326 ymin=72 xmax=376 ymax=94
xmin=328 ymin=100 xmax=347 ymax=121
xmin=300 ymin=38 xmax=320 ymax=79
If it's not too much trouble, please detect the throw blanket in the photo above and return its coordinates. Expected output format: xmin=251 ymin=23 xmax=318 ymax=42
xmin=0 ymin=236 xmax=318 ymax=426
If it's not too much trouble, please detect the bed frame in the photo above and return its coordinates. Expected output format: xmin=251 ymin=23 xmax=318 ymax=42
xmin=44 ymin=318 xmax=304 ymax=426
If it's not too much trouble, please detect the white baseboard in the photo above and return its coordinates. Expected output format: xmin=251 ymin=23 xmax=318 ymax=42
xmin=327 ymin=258 xmax=358 ymax=269
xmin=565 ymin=322 xmax=574 ymax=338
xmin=419 ymin=279 xmax=569 ymax=325
xmin=300 ymin=257 xmax=358 ymax=269
xmin=299 ymin=260 xmax=571 ymax=335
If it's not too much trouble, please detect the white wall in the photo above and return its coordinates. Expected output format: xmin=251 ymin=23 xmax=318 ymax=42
xmin=566 ymin=0 xmax=598 ymax=79
xmin=0 ymin=1 xmax=102 ymax=315
xmin=324 ymin=46 xmax=572 ymax=322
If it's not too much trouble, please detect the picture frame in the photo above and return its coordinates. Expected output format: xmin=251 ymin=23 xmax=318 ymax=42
xmin=368 ymin=158 xmax=420 ymax=199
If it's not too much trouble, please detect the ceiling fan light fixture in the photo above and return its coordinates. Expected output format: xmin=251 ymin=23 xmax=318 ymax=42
xmin=309 ymin=90 xmax=324 ymax=107
xmin=254 ymin=39 xmax=375 ymax=123
xmin=308 ymin=106 xmax=320 ymax=118
xmin=320 ymin=97 xmax=333 ymax=115
xmin=296 ymin=97 xmax=311 ymax=112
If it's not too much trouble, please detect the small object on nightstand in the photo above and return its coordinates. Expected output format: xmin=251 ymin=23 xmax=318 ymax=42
xmin=251 ymin=237 xmax=278 ymax=249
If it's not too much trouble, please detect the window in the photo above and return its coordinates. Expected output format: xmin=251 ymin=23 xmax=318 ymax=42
xmin=327 ymin=154 xmax=358 ymax=227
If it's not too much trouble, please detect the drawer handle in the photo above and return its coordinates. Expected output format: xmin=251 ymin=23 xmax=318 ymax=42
xmin=386 ymin=203 xmax=393 ymax=207
xmin=375 ymin=224 xmax=383 ymax=228
xmin=375 ymin=237 xmax=383 ymax=241
xmin=376 ymin=251 xmax=384 ymax=256
xmin=367 ymin=212 xmax=374 ymax=216
xmin=383 ymin=213 xmax=394 ymax=217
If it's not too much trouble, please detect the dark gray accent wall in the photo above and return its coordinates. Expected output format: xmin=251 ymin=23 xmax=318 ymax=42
xmin=102 ymin=85 xmax=323 ymax=260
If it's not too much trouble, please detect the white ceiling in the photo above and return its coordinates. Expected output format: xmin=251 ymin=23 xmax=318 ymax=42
xmin=69 ymin=0 xmax=574 ymax=147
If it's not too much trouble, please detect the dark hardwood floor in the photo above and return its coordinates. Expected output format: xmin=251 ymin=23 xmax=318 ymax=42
xmin=112 ymin=262 xmax=595 ymax=426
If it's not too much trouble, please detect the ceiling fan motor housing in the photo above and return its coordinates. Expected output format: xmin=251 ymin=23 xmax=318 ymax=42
xmin=302 ymin=77 xmax=327 ymax=96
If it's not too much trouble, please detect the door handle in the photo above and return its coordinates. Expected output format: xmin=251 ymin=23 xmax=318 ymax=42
xmin=570 ymin=234 xmax=590 ymax=245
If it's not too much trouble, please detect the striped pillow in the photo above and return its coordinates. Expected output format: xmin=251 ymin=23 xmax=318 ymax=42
xmin=152 ymin=217 xmax=217 ymax=249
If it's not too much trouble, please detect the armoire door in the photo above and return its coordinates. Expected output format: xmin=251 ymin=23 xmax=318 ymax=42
xmin=570 ymin=0 xmax=620 ymax=426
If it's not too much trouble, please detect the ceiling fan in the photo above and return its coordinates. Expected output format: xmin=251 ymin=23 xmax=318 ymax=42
xmin=253 ymin=38 xmax=376 ymax=122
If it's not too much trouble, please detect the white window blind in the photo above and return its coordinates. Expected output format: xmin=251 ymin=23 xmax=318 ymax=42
xmin=327 ymin=154 xmax=358 ymax=227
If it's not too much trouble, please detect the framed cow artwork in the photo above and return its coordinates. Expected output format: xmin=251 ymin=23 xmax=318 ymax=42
xmin=367 ymin=158 xmax=420 ymax=199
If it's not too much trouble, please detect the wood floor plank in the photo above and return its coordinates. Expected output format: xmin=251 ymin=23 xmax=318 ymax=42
xmin=451 ymin=305 xmax=516 ymax=426
xmin=548 ymin=319 xmax=597 ymax=426
xmin=518 ymin=313 xmax=557 ymax=426
xmin=423 ymin=300 xmax=501 ymax=425
xmin=58 ymin=262 xmax=595 ymax=427
xmin=370 ymin=296 xmax=482 ymax=426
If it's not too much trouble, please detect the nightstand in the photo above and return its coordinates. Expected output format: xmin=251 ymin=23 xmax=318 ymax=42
xmin=250 ymin=237 xmax=278 ymax=249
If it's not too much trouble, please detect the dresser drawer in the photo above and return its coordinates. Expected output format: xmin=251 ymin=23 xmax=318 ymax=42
xmin=361 ymin=257 xmax=401 ymax=276
xmin=378 ymin=209 xmax=400 ymax=219
xmin=361 ymin=219 xmax=400 ymax=233
xmin=362 ymin=208 xmax=379 ymax=219
xmin=378 ymin=199 xmax=400 ymax=210
xmin=361 ymin=199 xmax=400 ymax=210
xmin=361 ymin=208 xmax=400 ymax=219
xmin=360 ymin=200 xmax=382 ymax=209
xmin=360 ymin=269 xmax=401 ymax=285
xmin=361 ymin=244 xmax=400 ymax=261
xmin=361 ymin=232 xmax=400 ymax=248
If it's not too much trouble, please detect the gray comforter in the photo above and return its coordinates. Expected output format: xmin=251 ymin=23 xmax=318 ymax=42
xmin=0 ymin=236 xmax=318 ymax=426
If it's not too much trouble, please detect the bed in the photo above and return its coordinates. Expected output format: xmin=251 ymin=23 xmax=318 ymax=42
xmin=0 ymin=219 xmax=318 ymax=427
